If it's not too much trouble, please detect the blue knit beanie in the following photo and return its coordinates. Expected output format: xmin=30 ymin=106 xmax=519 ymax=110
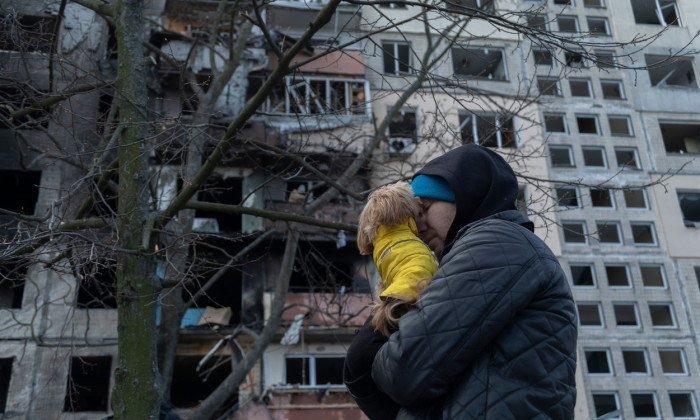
xmin=411 ymin=174 xmax=456 ymax=203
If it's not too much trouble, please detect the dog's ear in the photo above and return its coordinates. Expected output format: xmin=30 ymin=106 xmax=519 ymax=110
xmin=357 ymin=196 xmax=377 ymax=254
xmin=373 ymin=182 xmax=418 ymax=227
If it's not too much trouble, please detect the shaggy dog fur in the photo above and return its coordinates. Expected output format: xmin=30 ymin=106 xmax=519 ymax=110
xmin=357 ymin=182 xmax=434 ymax=336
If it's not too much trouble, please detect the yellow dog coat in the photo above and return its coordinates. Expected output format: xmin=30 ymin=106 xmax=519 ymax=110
xmin=372 ymin=218 xmax=438 ymax=300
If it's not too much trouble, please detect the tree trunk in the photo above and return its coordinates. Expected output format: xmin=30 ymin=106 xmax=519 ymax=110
xmin=110 ymin=0 xmax=161 ymax=418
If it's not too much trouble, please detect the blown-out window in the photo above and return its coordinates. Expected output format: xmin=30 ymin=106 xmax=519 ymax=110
xmin=285 ymin=355 xmax=345 ymax=387
xmin=452 ymin=47 xmax=508 ymax=81
xmin=459 ymin=112 xmax=516 ymax=148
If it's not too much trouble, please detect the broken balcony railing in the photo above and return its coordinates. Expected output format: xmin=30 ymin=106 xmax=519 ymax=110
xmin=261 ymin=76 xmax=371 ymax=117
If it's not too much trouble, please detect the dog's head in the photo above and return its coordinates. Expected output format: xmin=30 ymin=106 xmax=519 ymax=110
xmin=357 ymin=181 xmax=419 ymax=254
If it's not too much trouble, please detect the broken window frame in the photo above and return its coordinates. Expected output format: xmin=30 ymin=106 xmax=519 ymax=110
xmin=562 ymin=220 xmax=588 ymax=244
xmin=565 ymin=50 xmax=588 ymax=68
xmin=592 ymin=393 xmax=620 ymax=420
xmin=459 ymin=112 xmax=518 ymax=148
xmin=645 ymin=55 xmax=697 ymax=89
xmin=557 ymin=15 xmax=579 ymax=32
xmin=577 ymin=302 xmax=604 ymax=327
xmin=601 ymin=79 xmax=626 ymax=99
xmin=605 ymin=264 xmax=631 ymax=288
xmin=640 ymin=264 xmax=667 ymax=288
xmin=544 ymin=114 xmax=568 ymax=133
xmin=622 ymin=348 xmax=651 ymax=375
xmin=283 ymin=355 xmax=346 ymax=388
xmin=550 ymin=145 xmax=575 ymax=167
xmin=586 ymin=16 xmax=610 ymax=36
xmin=382 ymin=41 xmax=411 ymax=76
xmin=659 ymin=348 xmax=688 ymax=375
xmin=608 ymin=115 xmax=634 ymax=136
xmin=613 ymin=302 xmax=640 ymax=328
xmin=570 ymin=263 xmax=596 ymax=287
xmin=270 ymin=75 xmax=371 ymax=117
xmin=631 ymin=221 xmax=657 ymax=246
xmin=632 ymin=0 xmax=682 ymax=27
xmin=614 ymin=147 xmax=641 ymax=170
xmin=537 ymin=76 xmax=562 ymax=97
xmin=584 ymin=348 xmax=614 ymax=375
xmin=582 ymin=146 xmax=608 ymax=168
xmin=452 ymin=46 xmax=509 ymax=81
xmin=590 ymin=188 xmax=614 ymax=208
xmin=669 ymin=392 xmax=698 ymax=418
xmin=677 ymin=190 xmax=700 ymax=227
xmin=533 ymin=48 xmax=555 ymax=67
xmin=388 ymin=108 xmax=418 ymax=154
xmin=659 ymin=121 xmax=700 ymax=154
xmin=649 ymin=302 xmax=676 ymax=328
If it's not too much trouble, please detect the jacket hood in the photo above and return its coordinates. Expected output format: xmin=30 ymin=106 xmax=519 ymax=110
xmin=413 ymin=144 xmax=520 ymax=254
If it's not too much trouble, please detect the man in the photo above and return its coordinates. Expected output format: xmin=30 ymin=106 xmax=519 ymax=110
xmin=345 ymin=144 xmax=577 ymax=419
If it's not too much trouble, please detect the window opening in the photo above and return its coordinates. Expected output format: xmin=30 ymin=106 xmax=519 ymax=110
xmin=659 ymin=121 xmax=700 ymax=154
xmin=613 ymin=302 xmax=639 ymax=327
xmin=677 ymin=191 xmax=700 ymax=227
xmin=585 ymin=349 xmax=612 ymax=374
xmin=614 ymin=147 xmax=641 ymax=169
xmin=0 ymin=358 xmax=11 ymax=414
xmin=194 ymin=175 xmax=243 ymax=233
xmin=571 ymin=264 xmax=595 ymax=287
xmin=669 ymin=392 xmax=697 ymax=418
xmin=645 ymin=55 xmax=696 ymax=88
xmin=593 ymin=50 xmax=615 ymax=69
xmin=640 ymin=264 xmax=666 ymax=288
xmin=0 ymin=262 xmax=26 ymax=309
xmin=649 ymin=303 xmax=675 ymax=327
xmin=446 ymin=0 xmax=495 ymax=12
xmin=289 ymin=242 xmax=359 ymax=292
xmin=553 ymin=0 xmax=573 ymax=4
xmin=452 ymin=47 xmax=508 ymax=80
xmin=544 ymin=114 xmax=567 ymax=133
xmin=0 ymin=170 xmax=41 ymax=218
xmin=631 ymin=222 xmax=656 ymax=245
xmin=582 ymin=146 xmax=607 ymax=167
xmin=584 ymin=0 xmax=605 ymax=7
xmin=608 ymin=116 xmax=633 ymax=136
xmin=285 ymin=355 xmax=345 ymax=387
xmin=632 ymin=0 xmax=681 ymax=26
xmin=525 ymin=14 xmax=548 ymax=30
xmin=549 ymin=146 xmax=574 ymax=167
xmin=590 ymin=188 xmax=614 ymax=208
xmin=597 ymin=221 xmax=621 ymax=244
xmin=601 ymin=80 xmax=625 ymax=99
xmin=587 ymin=17 xmax=610 ymax=35
xmin=562 ymin=221 xmax=587 ymax=243
xmin=0 ymin=86 xmax=52 ymax=130
xmin=592 ymin=393 xmax=620 ymax=420
xmin=631 ymin=393 xmax=659 ymax=418
xmin=556 ymin=186 xmax=579 ymax=207
xmin=622 ymin=349 xmax=649 ymax=375
xmin=558 ymin=16 xmax=579 ymax=32
xmin=267 ymin=75 xmax=370 ymax=116
xmin=606 ymin=265 xmax=630 ymax=287
xmin=577 ymin=115 xmax=599 ymax=134
xmin=0 ymin=14 xmax=57 ymax=53
xmin=533 ymin=48 xmax=555 ymax=66
xmin=171 ymin=355 xmax=234 ymax=409
xmin=389 ymin=109 xmax=417 ymax=153
xmin=578 ymin=302 xmax=603 ymax=327
xmin=565 ymin=51 xmax=587 ymax=68
xmin=382 ymin=42 xmax=411 ymax=75
xmin=659 ymin=348 xmax=687 ymax=374
xmin=570 ymin=79 xmax=593 ymax=97
xmin=76 ymin=263 xmax=117 ymax=309
xmin=537 ymin=77 xmax=561 ymax=96
xmin=460 ymin=113 xmax=516 ymax=148
xmin=624 ymin=189 xmax=647 ymax=209
xmin=64 ymin=356 xmax=112 ymax=412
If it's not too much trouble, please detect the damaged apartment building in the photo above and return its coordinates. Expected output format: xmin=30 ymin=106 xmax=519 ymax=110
xmin=3 ymin=0 xmax=700 ymax=419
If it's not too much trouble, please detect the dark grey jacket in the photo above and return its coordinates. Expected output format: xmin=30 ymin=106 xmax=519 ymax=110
xmin=372 ymin=210 xmax=577 ymax=419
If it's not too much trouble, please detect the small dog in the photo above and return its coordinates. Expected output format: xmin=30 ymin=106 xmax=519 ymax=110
xmin=357 ymin=181 xmax=438 ymax=337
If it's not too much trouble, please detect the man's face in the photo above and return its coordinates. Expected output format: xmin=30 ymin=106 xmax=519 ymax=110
xmin=416 ymin=198 xmax=456 ymax=257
